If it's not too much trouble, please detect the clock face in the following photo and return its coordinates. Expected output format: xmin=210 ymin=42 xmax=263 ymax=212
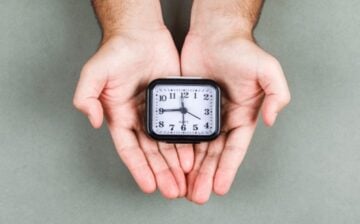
xmin=146 ymin=79 xmax=221 ymax=142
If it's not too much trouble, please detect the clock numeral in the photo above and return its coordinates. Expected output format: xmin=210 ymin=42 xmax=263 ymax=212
xmin=203 ymin=94 xmax=210 ymax=100
xmin=159 ymin=108 xmax=164 ymax=114
xmin=160 ymin=95 xmax=167 ymax=101
xmin=181 ymin=92 xmax=189 ymax=98
xmin=158 ymin=121 xmax=164 ymax=128
xmin=204 ymin=109 xmax=210 ymax=115
xmin=170 ymin=93 xmax=176 ymax=99
xmin=193 ymin=124 xmax=199 ymax=131
xmin=194 ymin=92 xmax=197 ymax=99
xmin=169 ymin=124 xmax=175 ymax=131
xmin=204 ymin=122 xmax=210 ymax=129
xmin=181 ymin=124 xmax=186 ymax=131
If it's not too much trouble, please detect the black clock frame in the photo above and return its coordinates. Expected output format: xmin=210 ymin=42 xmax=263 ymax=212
xmin=146 ymin=78 xmax=221 ymax=143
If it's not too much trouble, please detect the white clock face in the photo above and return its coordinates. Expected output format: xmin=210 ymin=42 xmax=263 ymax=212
xmin=151 ymin=84 xmax=218 ymax=136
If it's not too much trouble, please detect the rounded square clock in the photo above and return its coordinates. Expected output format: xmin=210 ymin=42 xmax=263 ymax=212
xmin=146 ymin=78 xmax=221 ymax=143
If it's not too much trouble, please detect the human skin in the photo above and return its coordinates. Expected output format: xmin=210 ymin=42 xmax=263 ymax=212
xmin=73 ymin=0 xmax=194 ymax=199
xmin=181 ymin=0 xmax=291 ymax=204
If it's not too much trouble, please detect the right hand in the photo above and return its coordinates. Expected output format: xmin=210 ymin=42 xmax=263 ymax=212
xmin=73 ymin=28 xmax=191 ymax=199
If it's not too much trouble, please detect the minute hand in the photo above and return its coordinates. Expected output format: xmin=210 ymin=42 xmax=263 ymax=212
xmin=180 ymin=95 xmax=185 ymax=127
xmin=186 ymin=111 xmax=201 ymax=120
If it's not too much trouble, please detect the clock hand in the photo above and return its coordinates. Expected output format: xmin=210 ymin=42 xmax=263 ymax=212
xmin=179 ymin=94 xmax=200 ymax=120
xmin=161 ymin=108 xmax=182 ymax=112
xmin=182 ymin=113 xmax=185 ymax=127
xmin=186 ymin=111 xmax=201 ymax=120
xmin=180 ymin=95 xmax=185 ymax=128
xmin=180 ymin=93 xmax=185 ymax=109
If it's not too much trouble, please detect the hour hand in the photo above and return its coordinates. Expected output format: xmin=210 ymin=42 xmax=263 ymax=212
xmin=159 ymin=108 xmax=182 ymax=113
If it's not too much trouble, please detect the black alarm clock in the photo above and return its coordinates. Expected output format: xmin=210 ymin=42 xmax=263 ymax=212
xmin=146 ymin=78 xmax=221 ymax=143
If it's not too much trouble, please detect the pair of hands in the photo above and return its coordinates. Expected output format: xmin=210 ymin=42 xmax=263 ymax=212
xmin=73 ymin=20 xmax=290 ymax=204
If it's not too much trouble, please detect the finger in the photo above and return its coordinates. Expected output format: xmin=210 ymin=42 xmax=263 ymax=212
xmin=258 ymin=58 xmax=291 ymax=126
xmin=186 ymin=142 xmax=208 ymax=201
xmin=109 ymin=127 xmax=156 ymax=194
xmin=158 ymin=142 xmax=186 ymax=197
xmin=213 ymin=125 xmax=256 ymax=196
xmin=191 ymin=136 xmax=226 ymax=204
xmin=137 ymin=132 xmax=179 ymax=199
xmin=175 ymin=144 xmax=194 ymax=173
xmin=73 ymin=65 xmax=106 ymax=128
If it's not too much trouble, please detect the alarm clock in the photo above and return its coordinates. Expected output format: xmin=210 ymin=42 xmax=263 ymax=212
xmin=146 ymin=78 xmax=221 ymax=143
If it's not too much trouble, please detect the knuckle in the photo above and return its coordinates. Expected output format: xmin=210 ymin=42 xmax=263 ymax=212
xmin=265 ymin=56 xmax=283 ymax=75
xmin=176 ymin=144 xmax=192 ymax=150
xmin=223 ymin=145 xmax=242 ymax=153
xmin=159 ymin=143 xmax=175 ymax=151
xmin=206 ymin=147 xmax=222 ymax=158
xmin=155 ymin=167 xmax=172 ymax=176
xmin=196 ymin=147 xmax=207 ymax=155
xmin=143 ymin=147 xmax=159 ymax=157
xmin=80 ymin=63 xmax=94 ymax=77
xmin=160 ymin=146 xmax=175 ymax=151
xmin=117 ymin=145 xmax=132 ymax=155
xmin=280 ymin=92 xmax=291 ymax=106
xmin=268 ymin=56 xmax=281 ymax=69
xmin=72 ymin=96 xmax=90 ymax=113
xmin=72 ymin=96 xmax=83 ymax=109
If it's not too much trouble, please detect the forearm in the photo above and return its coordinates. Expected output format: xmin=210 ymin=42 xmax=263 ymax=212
xmin=190 ymin=0 xmax=264 ymax=38
xmin=92 ymin=0 xmax=165 ymax=39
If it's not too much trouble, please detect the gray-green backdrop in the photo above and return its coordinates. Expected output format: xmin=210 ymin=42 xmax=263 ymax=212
xmin=1 ymin=0 xmax=359 ymax=223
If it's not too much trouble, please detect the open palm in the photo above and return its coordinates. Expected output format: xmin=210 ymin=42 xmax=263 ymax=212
xmin=181 ymin=34 xmax=291 ymax=204
xmin=73 ymin=29 xmax=188 ymax=198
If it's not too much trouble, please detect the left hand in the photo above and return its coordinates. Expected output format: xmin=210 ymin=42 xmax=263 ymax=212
xmin=181 ymin=32 xmax=291 ymax=204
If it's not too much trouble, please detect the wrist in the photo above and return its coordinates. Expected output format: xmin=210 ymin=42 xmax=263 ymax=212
xmin=94 ymin=0 xmax=166 ymax=41
xmin=189 ymin=0 xmax=256 ymax=39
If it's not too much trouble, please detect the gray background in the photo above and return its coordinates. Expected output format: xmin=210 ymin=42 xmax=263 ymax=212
xmin=1 ymin=0 xmax=359 ymax=223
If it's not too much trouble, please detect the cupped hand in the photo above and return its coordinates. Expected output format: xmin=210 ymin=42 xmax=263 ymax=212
xmin=181 ymin=33 xmax=291 ymax=204
xmin=73 ymin=28 xmax=193 ymax=199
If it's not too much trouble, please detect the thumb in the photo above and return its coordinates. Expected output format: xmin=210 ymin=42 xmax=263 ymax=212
xmin=73 ymin=65 xmax=106 ymax=128
xmin=259 ymin=58 xmax=291 ymax=127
